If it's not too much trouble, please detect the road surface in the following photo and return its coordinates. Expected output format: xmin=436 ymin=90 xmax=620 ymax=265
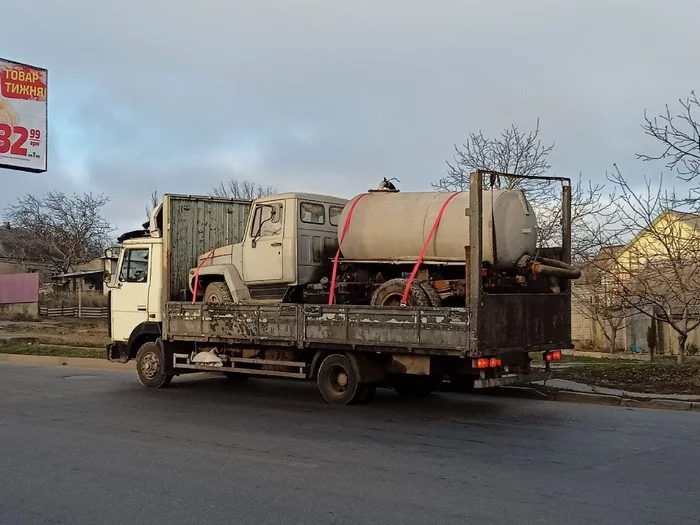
xmin=1 ymin=363 xmax=699 ymax=525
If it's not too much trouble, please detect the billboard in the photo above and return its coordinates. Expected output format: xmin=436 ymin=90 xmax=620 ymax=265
xmin=0 ymin=58 xmax=47 ymax=173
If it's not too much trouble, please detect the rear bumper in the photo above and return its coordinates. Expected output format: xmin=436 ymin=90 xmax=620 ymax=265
xmin=473 ymin=372 xmax=545 ymax=389
xmin=107 ymin=342 xmax=129 ymax=363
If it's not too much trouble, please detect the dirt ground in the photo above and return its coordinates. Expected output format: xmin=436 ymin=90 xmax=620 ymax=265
xmin=554 ymin=363 xmax=700 ymax=395
xmin=0 ymin=318 xmax=110 ymax=348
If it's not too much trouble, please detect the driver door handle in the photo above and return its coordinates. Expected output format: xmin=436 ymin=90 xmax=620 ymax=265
xmin=137 ymin=306 xmax=147 ymax=311
xmin=271 ymin=242 xmax=282 ymax=247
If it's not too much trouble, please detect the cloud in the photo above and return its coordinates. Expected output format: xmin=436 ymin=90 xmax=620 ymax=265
xmin=1 ymin=0 xmax=699 ymax=234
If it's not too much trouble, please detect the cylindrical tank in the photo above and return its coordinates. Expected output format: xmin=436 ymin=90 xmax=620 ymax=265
xmin=337 ymin=190 xmax=538 ymax=271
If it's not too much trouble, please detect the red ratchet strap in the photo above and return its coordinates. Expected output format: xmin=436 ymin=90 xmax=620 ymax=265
xmin=191 ymin=249 xmax=216 ymax=303
xmin=400 ymin=192 xmax=460 ymax=306
xmin=328 ymin=193 xmax=369 ymax=305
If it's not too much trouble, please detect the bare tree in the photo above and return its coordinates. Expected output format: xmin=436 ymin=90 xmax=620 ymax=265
xmin=436 ymin=120 xmax=612 ymax=259
xmin=591 ymin=168 xmax=700 ymax=364
xmin=637 ymin=91 xmax=700 ymax=186
xmin=572 ymin=248 xmax=629 ymax=352
xmin=3 ymin=191 xmax=114 ymax=274
xmin=435 ymin=119 xmax=554 ymax=192
xmin=211 ymin=178 xmax=277 ymax=200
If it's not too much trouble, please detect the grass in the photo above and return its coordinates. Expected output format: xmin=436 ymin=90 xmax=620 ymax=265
xmin=0 ymin=340 xmax=104 ymax=359
xmin=553 ymin=362 xmax=700 ymax=395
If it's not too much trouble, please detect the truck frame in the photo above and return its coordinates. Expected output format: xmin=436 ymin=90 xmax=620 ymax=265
xmin=107 ymin=170 xmax=571 ymax=405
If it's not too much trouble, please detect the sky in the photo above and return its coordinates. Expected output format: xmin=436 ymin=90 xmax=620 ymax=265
xmin=2 ymin=0 xmax=699 ymax=235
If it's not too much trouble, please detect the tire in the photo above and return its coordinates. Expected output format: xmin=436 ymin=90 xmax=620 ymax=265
xmin=418 ymin=282 xmax=442 ymax=307
xmin=203 ymin=281 xmax=233 ymax=303
xmin=316 ymin=354 xmax=366 ymax=406
xmin=370 ymin=278 xmax=430 ymax=307
xmin=135 ymin=341 xmax=172 ymax=388
xmin=393 ymin=376 xmax=437 ymax=398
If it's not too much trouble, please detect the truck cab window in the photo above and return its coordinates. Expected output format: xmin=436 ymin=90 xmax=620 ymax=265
xmin=329 ymin=206 xmax=343 ymax=227
xmin=300 ymin=202 xmax=325 ymax=225
xmin=251 ymin=203 xmax=283 ymax=238
xmin=119 ymin=248 xmax=149 ymax=283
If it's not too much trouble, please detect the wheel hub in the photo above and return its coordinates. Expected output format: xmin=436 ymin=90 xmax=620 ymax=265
xmin=140 ymin=352 xmax=160 ymax=379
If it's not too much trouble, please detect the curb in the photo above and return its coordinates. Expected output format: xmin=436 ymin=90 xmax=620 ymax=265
xmin=496 ymin=386 xmax=697 ymax=412
xmin=0 ymin=353 xmax=135 ymax=371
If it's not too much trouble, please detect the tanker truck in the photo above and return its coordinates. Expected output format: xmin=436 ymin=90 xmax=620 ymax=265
xmin=106 ymin=170 xmax=578 ymax=405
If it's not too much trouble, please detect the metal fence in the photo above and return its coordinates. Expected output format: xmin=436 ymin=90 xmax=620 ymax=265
xmin=39 ymin=306 xmax=108 ymax=319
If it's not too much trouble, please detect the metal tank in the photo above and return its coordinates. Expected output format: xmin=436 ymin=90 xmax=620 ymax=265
xmin=337 ymin=189 xmax=538 ymax=272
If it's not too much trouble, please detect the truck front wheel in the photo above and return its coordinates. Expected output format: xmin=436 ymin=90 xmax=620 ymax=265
xmin=203 ymin=281 xmax=233 ymax=303
xmin=317 ymin=354 xmax=368 ymax=406
xmin=135 ymin=341 xmax=173 ymax=388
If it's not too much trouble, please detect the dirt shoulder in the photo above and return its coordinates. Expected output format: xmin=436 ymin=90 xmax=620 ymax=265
xmin=0 ymin=318 xmax=110 ymax=348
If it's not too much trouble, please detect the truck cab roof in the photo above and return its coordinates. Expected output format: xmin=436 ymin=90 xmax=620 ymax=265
xmin=255 ymin=192 xmax=349 ymax=206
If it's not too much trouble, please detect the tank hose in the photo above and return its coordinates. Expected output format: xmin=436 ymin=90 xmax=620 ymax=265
xmin=400 ymin=192 xmax=461 ymax=306
xmin=328 ymin=193 xmax=369 ymax=305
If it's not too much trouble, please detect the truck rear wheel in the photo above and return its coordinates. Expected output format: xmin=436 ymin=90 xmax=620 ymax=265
xmin=203 ymin=281 xmax=233 ymax=303
xmin=371 ymin=278 xmax=430 ymax=307
xmin=135 ymin=341 xmax=173 ymax=388
xmin=317 ymin=354 xmax=367 ymax=406
xmin=418 ymin=282 xmax=442 ymax=307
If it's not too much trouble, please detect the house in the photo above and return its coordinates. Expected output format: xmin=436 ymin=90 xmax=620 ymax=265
xmin=50 ymin=250 xmax=120 ymax=295
xmin=0 ymin=222 xmax=54 ymax=283
xmin=571 ymin=210 xmax=700 ymax=355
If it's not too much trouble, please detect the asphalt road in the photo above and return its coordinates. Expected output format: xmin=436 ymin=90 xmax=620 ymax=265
xmin=1 ymin=364 xmax=699 ymax=525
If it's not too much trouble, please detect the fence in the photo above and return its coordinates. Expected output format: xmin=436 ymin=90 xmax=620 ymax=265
xmin=39 ymin=306 xmax=109 ymax=319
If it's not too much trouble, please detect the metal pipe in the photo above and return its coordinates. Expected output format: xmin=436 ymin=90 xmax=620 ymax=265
xmin=562 ymin=182 xmax=572 ymax=266
xmin=538 ymin=257 xmax=573 ymax=270
xmin=533 ymin=263 xmax=581 ymax=280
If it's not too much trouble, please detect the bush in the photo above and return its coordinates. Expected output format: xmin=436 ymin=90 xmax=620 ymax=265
xmin=39 ymin=291 xmax=108 ymax=308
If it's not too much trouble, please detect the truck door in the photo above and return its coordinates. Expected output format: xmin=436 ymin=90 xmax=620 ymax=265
xmin=110 ymin=245 xmax=151 ymax=341
xmin=243 ymin=202 xmax=284 ymax=282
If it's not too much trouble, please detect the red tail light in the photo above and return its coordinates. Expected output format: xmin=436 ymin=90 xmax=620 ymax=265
xmin=473 ymin=357 xmax=502 ymax=369
xmin=544 ymin=350 xmax=562 ymax=362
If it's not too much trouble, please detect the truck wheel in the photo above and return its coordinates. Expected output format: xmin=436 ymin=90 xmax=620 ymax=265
xmin=203 ymin=281 xmax=233 ymax=303
xmin=371 ymin=278 xmax=430 ymax=307
xmin=135 ymin=341 xmax=173 ymax=388
xmin=317 ymin=354 xmax=365 ymax=406
xmin=418 ymin=282 xmax=442 ymax=307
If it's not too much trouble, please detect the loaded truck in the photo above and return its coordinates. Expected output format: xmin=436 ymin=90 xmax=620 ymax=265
xmin=106 ymin=170 xmax=579 ymax=405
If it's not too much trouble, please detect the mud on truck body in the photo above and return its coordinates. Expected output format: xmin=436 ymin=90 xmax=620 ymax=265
xmin=106 ymin=170 xmax=579 ymax=405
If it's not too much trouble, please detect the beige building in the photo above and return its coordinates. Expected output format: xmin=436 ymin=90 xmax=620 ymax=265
xmin=571 ymin=211 xmax=700 ymax=356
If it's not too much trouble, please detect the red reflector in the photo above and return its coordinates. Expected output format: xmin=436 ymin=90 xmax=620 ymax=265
xmin=489 ymin=357 xmax=501 ymax=368
xmin=552 ymin=350 xmax=562 ymax=361
xmin=475 ymin=358 xmax=490 ymax=369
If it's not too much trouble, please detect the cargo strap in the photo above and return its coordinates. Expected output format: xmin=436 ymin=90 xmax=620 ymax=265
xmin=328 ymin=193 xmax=369 ymax=305
xmin=400 ymin=192 xmax=460 ymax=306
xmin=191 ymin=249 xmax=216 ymax=303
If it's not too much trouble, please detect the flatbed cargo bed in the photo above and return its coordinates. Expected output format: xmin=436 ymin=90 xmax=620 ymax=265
xmin=165 ymin=302 xmax=471 ymax=356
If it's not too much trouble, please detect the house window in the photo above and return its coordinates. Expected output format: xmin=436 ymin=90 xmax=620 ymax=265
xmin=119 ymin=248 xmax=149 ymax=283
xmin=300 ymin=202 xmax=325 ymax=225
xmin=329 ymin=206 xmax=344 ymax=227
